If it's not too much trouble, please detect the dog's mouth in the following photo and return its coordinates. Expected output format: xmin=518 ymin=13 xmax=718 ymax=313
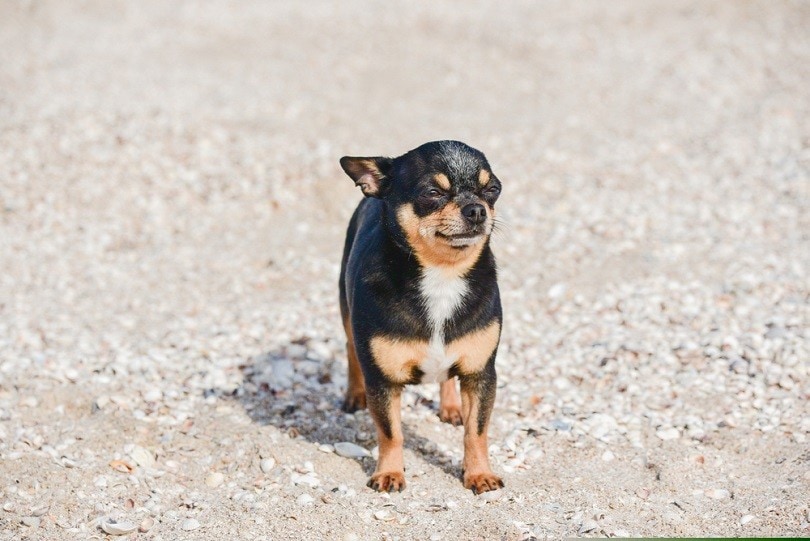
xmin=436 ymin=230 xmax=485 ymax=247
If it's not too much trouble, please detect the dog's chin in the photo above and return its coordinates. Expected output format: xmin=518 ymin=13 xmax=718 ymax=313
xmin=436 ymin=231 xmax=486 ymax=249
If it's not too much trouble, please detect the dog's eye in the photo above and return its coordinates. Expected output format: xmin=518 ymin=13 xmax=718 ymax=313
xmin=425 ymin=189 xmax=444 ymax=198
xmin=485 ymin=185 xmax=501 ymax=195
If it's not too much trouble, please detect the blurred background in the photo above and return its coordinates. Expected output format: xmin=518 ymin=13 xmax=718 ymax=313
xmin=0 ymin=1 xmax=807 ymax=538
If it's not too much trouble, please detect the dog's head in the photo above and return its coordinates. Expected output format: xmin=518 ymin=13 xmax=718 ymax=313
xmin=340 ymin=140 xmax=501 ymax=267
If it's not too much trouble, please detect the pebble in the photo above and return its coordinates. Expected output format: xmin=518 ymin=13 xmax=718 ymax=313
xmin=130 ymin=446 xmax=156 ymax=468
xmin=139 ymin=517 xmax=155 ymax=532
xmin=705 ymin=488 xmax=730 ymax=500
xmin=260 ymin=458 xmax=276 ymax=473
xmin=479 ymin=490 xmax=502 ymax=502
xmin=21 ymin=516 xmax=40 ymax=528
xmin=334 ymin=442 xmax=371 ymax=459
xmin=601 ymin=450 xmax=615 ymax=462
xmin=291 ymin=473 xmax=320 ymax=487
xmin=143 ymin=388 xmax=163 ymax=402
xmin=373 ymin=509 xmax=396 ymax=521
xmin=205 ymin=472 xmax=225 ymax=488
xmin=181 ymin=518 xmax=201 ymax=531
xmin=296 ymin=494 xmax=315 ymax=506
xmin=656 ymin=427 xmax=681 ymax=441
xmin=739 ymin=514 xmax=754 ymax=525
xmin=579 ymin=520 xmax=599 ymax=534
xmin=3 ymin=502 xmax=15 ymax=512
xmin=101 ymin=518 xmax=138 ymax=535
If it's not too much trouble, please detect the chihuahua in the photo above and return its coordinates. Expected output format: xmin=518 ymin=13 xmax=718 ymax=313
xmin=338 ymin=140 xmax=503 ymax=494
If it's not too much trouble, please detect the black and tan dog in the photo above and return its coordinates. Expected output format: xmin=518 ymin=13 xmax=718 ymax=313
xmin=338 ymin=140 xmax=503 ymax=495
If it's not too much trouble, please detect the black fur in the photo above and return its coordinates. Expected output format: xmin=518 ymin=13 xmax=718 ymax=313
xmin=339 ymin=140 xmax=503 ymax=439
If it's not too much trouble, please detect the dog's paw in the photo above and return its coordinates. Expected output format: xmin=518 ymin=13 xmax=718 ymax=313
xmin=438 ymin=404 xmax=463 ymax=426
xmin=463 ymin=471 xmax=504 ymax=495
xmin=367 ymin=471 xmax=406 ymax=492
xmin=341 ymin=390 xmax=367 ymax=413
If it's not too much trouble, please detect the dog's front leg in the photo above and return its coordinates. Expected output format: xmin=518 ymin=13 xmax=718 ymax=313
xmin=366 ymin=385 xmax=405 ymax=492
xmin=459 ymin=358 xmax=503 ymax=494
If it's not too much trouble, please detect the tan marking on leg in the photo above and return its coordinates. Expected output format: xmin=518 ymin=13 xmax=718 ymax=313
xmin=369 ymin=335 xmax=428 ymax=383
xmin=447 ymin=321 xmax=501 ymax=375
xmin=434 ymin=173 xmax=451 ymax=190
xmin=478 ymin=169 xmax=491 ymax=186
xmin=460 ymin=385 xmax=503 ymax=494
xmin=342 ymin=317 xmax=366 ymax=412
xmin=439 ymin=378 xmax=462 ymax=426
xmin=396 ymin=203 xmax=486 ymax=273
xmin=367 ymin=390 xmax=405 ymax=492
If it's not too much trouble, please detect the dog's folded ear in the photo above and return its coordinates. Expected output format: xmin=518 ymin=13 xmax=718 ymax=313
xmin=339 ymin=156 xmax=393 ymax=198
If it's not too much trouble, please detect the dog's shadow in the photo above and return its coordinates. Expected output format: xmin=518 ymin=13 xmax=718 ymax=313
xmin=226 ymin=338 xmax=463 ymax=480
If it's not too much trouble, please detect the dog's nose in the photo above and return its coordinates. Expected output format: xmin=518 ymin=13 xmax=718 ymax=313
xmin=462 ymin=203 xmax=486 ymax=224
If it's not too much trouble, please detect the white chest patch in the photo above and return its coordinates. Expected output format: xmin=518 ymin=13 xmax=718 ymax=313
xmin=419 ymin=267 xmax=467 ymax=383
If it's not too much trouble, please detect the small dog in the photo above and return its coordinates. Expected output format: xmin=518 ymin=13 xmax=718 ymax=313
xmin=338 ymin=140 xmax=504 ymax=494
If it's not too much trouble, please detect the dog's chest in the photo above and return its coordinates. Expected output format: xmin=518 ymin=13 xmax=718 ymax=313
xmin=418 ymin=267 xmax=467 ymax=383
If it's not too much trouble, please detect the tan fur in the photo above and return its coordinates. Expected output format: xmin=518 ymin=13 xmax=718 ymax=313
xmin=439 ymin=378 xmax=463 ymax=425
xmin=368 ymin=390 xmax=406 ymax=492
xmin=460 ymin=385 xmax=502 ymax=493
xmin=434 ymin=173 xmax=451 ymax=190
xmin=478 ymin=169 xmax=491 ymax=186
xmin=342 ymin=316 xmax=366 ymax=410
xmin=396 ymin=203 xmax=486 ymax=273
xmin=370 ymin=335 xmax=428 ymax=383
xmin=448 ymin=320 xmax=501 ymax=375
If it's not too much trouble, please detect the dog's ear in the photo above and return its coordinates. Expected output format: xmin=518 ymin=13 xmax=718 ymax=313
xmin=339 ymin=156 xmax=393 ymax=198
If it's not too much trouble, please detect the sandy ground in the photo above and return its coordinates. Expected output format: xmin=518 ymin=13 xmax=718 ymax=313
xmin=1 ymin=1 xmax=808 ymax=539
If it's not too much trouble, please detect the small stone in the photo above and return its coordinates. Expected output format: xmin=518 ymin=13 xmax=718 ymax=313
xmin=101 ymin=518 xmax=138 ymax=535
xmin=602 ymin=450 xmax=615 ymax=462
xmin=65 ymin=369 xmax=79 ymax=382
xmin=139 ymin=517 xmax=155 ymax=532
xmin=296 ymin=494 xmax=315 ymax=506
xmin=260 ymin=458 xmax=276 ymax=473
xmin=705 ymin=488 xmax=730 ymax=500
xmin=21 ymin=517 xmax=40 ymax=528
xmin=579 ymin=519 xmax=598 ymax=534
xmin=181 ymin=518 xmax=201 ymax=531
xmin=636 ymin=488 xmax=651 ymax=500
xmin=291 ymin=473 xmax=320 ymax=487
xmin=334 ymin=442 xmax=371 ymax=459
xmin=656 ymin=427 xmax=680 ymax=441
xmin=764 ymin=326 xmax=786 ymax=339
xmin=20 ymin=396 xmax=38 ymax=408
xmin=205 ymin=472 xmax=225 ymax=488
xmin=548 ymin=283 xmax=567 ymax=299
xmin=740 ymin=514 xmax=754 ymax=525
xmin=550 ymin=419 xmax=572 ymax=432
xmin=30 ymin=505 xmax=49 ymax=517
xmin=374 ymin=509 xmax=396 ymax=521
xmin=94 ymin=395 xmax=110 ymax=409
xmin=3 ymin=501 xmax=15 ymax=512
xmin=109 ymin=460 xmax=135 ymax=473
xmin=143 ymin=389 xmax=163 ymax=402
xmin=479 ymin=490 xmax=502 ymax=502
xmin=130 ymin=446 xmax=155 ymax=468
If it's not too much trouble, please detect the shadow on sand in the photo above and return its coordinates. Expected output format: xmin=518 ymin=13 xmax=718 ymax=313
xmin=223 ymin=340 xmax=463 ymax=480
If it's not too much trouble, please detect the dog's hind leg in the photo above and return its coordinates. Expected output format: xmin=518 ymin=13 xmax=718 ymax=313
xmin=438 ymin=377 xmax=463 ymax=426
xmin=341 ymin=317 xmax=367 ymax=412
